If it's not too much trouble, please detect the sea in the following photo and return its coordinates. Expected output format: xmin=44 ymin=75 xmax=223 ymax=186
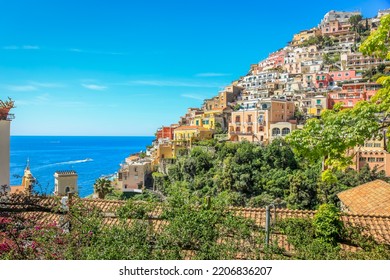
xmin=10 ymin=136 xmax=155 ymax=197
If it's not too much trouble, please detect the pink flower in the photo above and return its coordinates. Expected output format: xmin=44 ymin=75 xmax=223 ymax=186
xmin=0 ymin=242 xmax=11 ymax=252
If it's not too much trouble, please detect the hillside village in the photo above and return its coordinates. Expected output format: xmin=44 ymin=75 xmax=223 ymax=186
xmin=115 ymin=10 xmax=390 ymax=194
xmin=2 ymin=9 xmax=390 ymax=260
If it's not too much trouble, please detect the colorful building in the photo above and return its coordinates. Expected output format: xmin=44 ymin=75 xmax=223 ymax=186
xmin=117 ymin=156 xmax=152 ymax=193
xmin=156 ymin=124 xmax=178 ymax=141
xmin=10 ymin=160 xmax=35 ymax=195
xmin=351 ymin=136 xmax=390 ymax=176
xmin=328 ymin=82 xmax=381 ymax=109
xmin=229 ymin=99 xmax=295 ymax=143
xmin=308 ymin=95 xmax=328 ymax=117
xmin=315 ymin=72 xmax=333 ymax=89
xmin=173 ymin=126 xmax=213 ymax=142
xmin=329 ymin=70 xmax=357 ymax=82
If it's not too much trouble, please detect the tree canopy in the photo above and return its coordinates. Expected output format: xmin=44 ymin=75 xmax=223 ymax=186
xmin=287 ymin=14 xmax=390 ymax=175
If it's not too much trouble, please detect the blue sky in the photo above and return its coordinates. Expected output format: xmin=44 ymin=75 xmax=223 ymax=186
xmin=1 ymin=0 xmax=389 ymax=136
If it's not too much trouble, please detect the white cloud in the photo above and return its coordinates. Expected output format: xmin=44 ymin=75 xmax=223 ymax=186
xmin=69 ymin=48 xmax=124 ymax=55
xmin=195 ymin=72 xmax=231 ymax=77
xmin=5 ymin=81 xmax=64 ymax=92
xmin=29 ymin=81 xmax=64 ymax=88
xmin=2 ymin=45 xmax=40 ymax=50
xmin=126 ymin=79 xmax=220 ymax=88
xmin=181 ymin=94 xmax=205 ymax=101
xmin=82 ymin=84 xmax=107 ymax=91
xmin=22 ymin=45 xmax=40 ymax=50
xmin=3 ymin=45 xmax=19 ymax=50
xmin=6 ymin=85 xmax=38 ymax=92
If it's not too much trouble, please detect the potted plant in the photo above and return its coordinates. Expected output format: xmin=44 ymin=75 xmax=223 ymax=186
xmin=0 ymin=97 xmax=15 ymax=120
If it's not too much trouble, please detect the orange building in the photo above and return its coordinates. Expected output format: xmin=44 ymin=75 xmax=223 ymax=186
xmin=156 ymin=124 xmax=178 ymax=141
xmin=351 ymin=137 xmax=390 ymax=176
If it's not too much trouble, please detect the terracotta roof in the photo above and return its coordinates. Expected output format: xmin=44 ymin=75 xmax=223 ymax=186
xmin=2 ymin=195 xmax=390 ymax=250
xmin=337 ymin=180 xmax=390 ymax=215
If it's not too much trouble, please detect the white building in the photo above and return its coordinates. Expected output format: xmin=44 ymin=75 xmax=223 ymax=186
xmin=54 ymin=170 xmax=78 ymax=196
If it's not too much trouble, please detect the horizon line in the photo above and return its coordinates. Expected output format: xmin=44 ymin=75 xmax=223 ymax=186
xmin=10 ymin=134 xmax=155 ymax=137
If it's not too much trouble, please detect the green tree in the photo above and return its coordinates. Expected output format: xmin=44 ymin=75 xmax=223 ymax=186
xmin=287 ymin=102 xmax=381 ymax=172
xmin=93 ymin=178 xmax=113 ymax=199
xmin=349 ymin=14 xmax=363 ymax=33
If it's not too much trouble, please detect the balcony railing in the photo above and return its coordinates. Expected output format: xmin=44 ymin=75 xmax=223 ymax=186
xmin=230 ymin=132 xmax=253 ymax=135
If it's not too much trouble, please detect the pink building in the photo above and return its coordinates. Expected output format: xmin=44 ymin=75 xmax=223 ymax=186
xmin=328 ymin=82 xmax=381 ymax=109
xmin=259 ymin=50 xmax=285 ymax=70
xmin=228 ymin=99 xmax=295 ymax=143
xmin=329 ymin=70 xmax=356 ymax=82
xmin=315 ymin=72 xmax=333 ymax=89
xmin=321 ymin=20 xmax=351 ymax=36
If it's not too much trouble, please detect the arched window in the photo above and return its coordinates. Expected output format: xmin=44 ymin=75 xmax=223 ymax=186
xmin=282 ymin=128 xmax=291 ymax=136
xmin=272 ymin=128 xmax=280 ymax=136
xmin=65 ymin=186 xmax=70 ymax=193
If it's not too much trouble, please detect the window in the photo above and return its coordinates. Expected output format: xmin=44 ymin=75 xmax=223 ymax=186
xmin=272 ymin=128 xmax=280 ymax=136
xmin=365 ymin=143 xmax=373 ymax=147
xmin=196 ymin=120 xmax=199 ymax=126
xmin=282 ymin=128 xmax=290 ymax=136
xmin=345 ymin=73 xmax=349 ymax=76
xmin=235 ymin=116 xmax=240 ymax=123
xmin=377 ymin=158 xmax=384 ymax=162
xmin=248 ymin=115 xmax=252 ymax=122
xmin=368 ymin=157 xmax=376 ymax=162
xmin=316 ymin=99 xmax=321 ymax=105
xmin=236 ymin=127 xmax=240 ymax=132
xmin=247 ymin=127 xmax=252 ymax=133
xmin=374 ymin=143 xmax=381 ymax=148
xmin=65 ymin=186 xmax=70 ymax=193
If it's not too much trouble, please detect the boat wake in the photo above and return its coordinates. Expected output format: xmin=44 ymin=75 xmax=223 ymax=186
xmin=35 ymin=158 xmax=93 ymax=170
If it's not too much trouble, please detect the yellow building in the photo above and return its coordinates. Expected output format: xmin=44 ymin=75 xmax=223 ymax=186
xmin=308 ymin=95 xmax=328 ymax=117
xmin=192 ymin=110 xmax=224 ymax=130
xmin=291 ymin=28 xmax=321 ymax=46
xmin=174 ymin=126 xmax=213 ymax=142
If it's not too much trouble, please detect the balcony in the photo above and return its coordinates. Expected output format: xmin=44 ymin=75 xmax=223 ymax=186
xmin=230 ymin=131 xmax=253 ymax=136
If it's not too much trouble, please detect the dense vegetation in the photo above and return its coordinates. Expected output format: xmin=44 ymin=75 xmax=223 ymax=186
xmin=153 ymin=139 xmax=387 ymax=210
